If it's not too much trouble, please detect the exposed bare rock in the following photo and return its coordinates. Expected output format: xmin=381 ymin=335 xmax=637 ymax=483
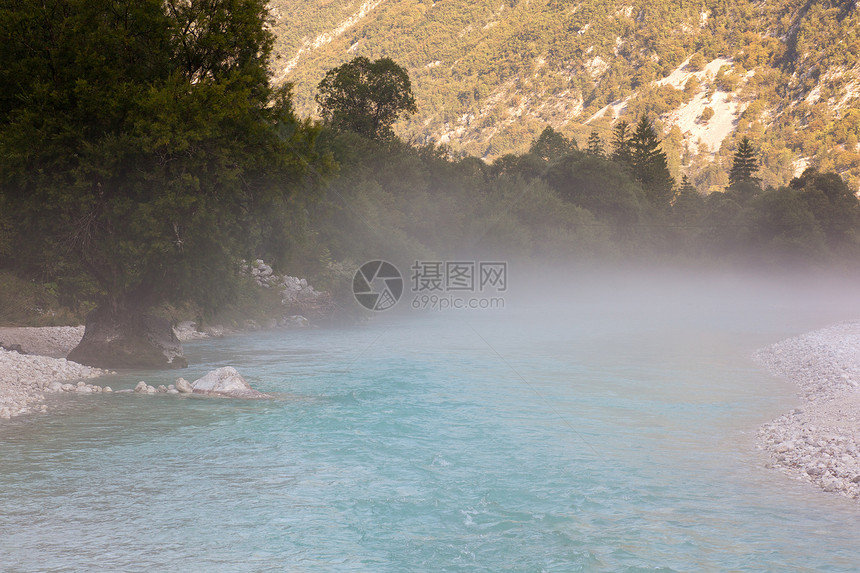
xmin=175 ymin=377 xmax=194 ymax=394
xmin=240 ymin=259 xmax=334 ymax=323
xmin=190 ymin=366 xmax=269 ymax=399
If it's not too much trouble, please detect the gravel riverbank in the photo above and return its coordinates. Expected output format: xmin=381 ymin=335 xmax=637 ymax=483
xmin=0 ymin=326 xmax=85 ymax=358
xmin=755 ymin=321 xmax=860 ymax=499
xmin=0 ymin=320 xmax=282 ymax=419
xmin=0 ymin=327 xmax=109 ymax=419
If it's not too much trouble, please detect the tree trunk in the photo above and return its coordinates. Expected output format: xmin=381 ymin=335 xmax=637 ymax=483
xmin=67 ymin=305 xmax=188 ymax=369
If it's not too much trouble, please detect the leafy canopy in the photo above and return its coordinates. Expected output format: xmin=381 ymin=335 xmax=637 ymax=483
xmin=0 ymin=0 xmax=317 ymax=316
xmin=529 ymin=127 xmax=577 ymax=162
xmin=316 ymin=57 xmax=418 ymax=141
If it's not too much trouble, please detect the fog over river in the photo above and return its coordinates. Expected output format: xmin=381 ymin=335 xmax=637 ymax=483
xmin=3 ymin=266 xmax=860 ymax=571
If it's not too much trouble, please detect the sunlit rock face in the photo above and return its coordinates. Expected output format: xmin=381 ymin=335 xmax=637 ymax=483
xmin=67 ymin=309 xmax=187 ymax=369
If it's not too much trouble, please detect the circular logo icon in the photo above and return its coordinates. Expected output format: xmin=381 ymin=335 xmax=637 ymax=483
xmin=353 ymin=260 xmax=403 ymax=311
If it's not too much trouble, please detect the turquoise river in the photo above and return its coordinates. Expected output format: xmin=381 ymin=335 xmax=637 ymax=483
xmin=2 ymin=270 xmax=860 ymax=571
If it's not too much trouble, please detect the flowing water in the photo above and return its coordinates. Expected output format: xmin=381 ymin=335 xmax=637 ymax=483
xmin=3 ymin=270 xmax=860 ymax=572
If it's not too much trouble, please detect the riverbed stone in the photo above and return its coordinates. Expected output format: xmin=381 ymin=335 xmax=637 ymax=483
xmin=190 ymin=367 xmax=268 ymax=398
xmin=175 ymin=377 xmax=193 ymax=394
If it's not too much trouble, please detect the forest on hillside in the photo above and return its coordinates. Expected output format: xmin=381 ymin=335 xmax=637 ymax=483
xmin=271 ymin=0 xmax=860 ymax=194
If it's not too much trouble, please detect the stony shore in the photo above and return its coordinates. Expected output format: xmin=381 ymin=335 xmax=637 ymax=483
xmin=0 ymin=327 xmax=110 ymax=419
xmin=0 ymin=326 xmax=86 ymax=358
xmin=755 ymin=321 xmax=860 ymax=499
xmin=0 ymin=261 xmax=324 ymax=419
xmin=0 ymin=315 xmax=289 ymax=419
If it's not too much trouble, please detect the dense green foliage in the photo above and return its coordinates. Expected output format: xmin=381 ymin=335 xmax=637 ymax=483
xmin=307 ymin=132 xmax=612 ymax=269
xmin=529 ymin=127 xmax=578 ymax=162
xmin=0 ymin=0 xmax=324 ymax=320
xmin=316 ymin=56 xmax=418 ymax=140
xmin=271 ymin=0 xmax=860 ymax=192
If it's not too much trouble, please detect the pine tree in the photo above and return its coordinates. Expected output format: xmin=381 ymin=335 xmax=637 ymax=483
xmin=679 ymin=174 xmax=695 ymax=195
xmin=728 ymin=136 xmax=761 ymax=187
xmin=673 ymin=174 xmax=703 ymax=225
xmin=611 ymin=120 xmax=631 ymax=164
xmin=586 ymin=130 xmax=604 ymax=157
xmin=629 ymin=116 xmax=675 ymax=206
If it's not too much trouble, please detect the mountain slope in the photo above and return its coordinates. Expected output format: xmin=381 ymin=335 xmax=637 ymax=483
xmin=269 ymin=0 xmax=860 ymax=192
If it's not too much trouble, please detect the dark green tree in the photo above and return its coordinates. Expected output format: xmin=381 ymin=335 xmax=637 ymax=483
xmin=698 ymin=192 xmax=745 ymax=255
xmin=611 ymin=120 xmax=632 ymax=164
xmin=728 ymin=136 xmax=761 ymax=187
xmin=792 ymin=168 xmax=860 ymax=255
xmin=672 ymin=175 xmax=703 ymax=226
xmin=0 ymin=0 xmax=319 ymax=367
xmin=679 ymin=174 xmax=696 ymax=195
xmin=488 ymin=152 xmax=547 ymax=181
xmin=316 ymin=57 xmax=417 ymax=141
xmin=544 ymin=154 xmax=644 ymax=238
xmin=740 ymin=187 xmax=826 ymax=263
xmin=528 ymin=126 xmax=576 ymax=161
xmin=586 ymin=130 xmax=605 ymax=157
xmin=629 ymin=116 xmax=675 ymax=206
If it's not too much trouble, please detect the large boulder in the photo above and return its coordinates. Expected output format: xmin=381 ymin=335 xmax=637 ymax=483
xmin=175 ymin=377 xmax=194 ymax=393
xmin=191 ymin=367 xmax=268 ymax=398
xmin=67 ymin=308 xmax=188 ymax=369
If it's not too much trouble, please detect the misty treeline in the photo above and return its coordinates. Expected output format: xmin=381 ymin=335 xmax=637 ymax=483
xmin=312 ymin=121 xmax=860 ymax=271
xmin=0 ymin=0 xmax=858 ymax=326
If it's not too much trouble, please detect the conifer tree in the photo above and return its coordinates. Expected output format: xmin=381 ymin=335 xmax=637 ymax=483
xmin=586 ymin=130 xmax=604 ymax=157
xmin=679 ymin=174 xmax=696 ymax=195
xmin=728 ymin=136 xmax=761 ymax=187
xmin=611 ymin=121 xmax=631 ymax=164
xmin=673 ymin=174 xmax=703 ymax=226
xmin=629 ymin=116 xmax=675 ymax=206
